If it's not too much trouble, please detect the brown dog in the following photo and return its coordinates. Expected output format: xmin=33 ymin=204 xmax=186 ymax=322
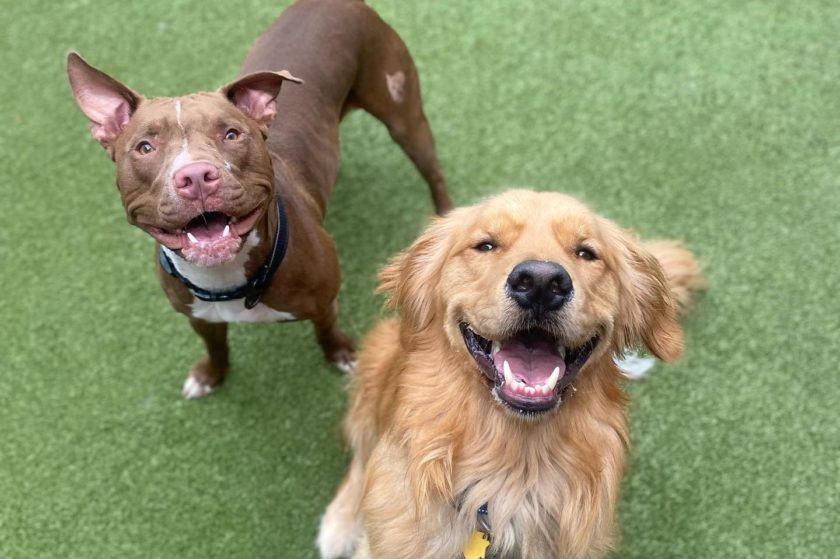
xmin=318 ymin=190 xmax=704 ymax=558
xmin=67 ymin=0 xmax=451 ymax=398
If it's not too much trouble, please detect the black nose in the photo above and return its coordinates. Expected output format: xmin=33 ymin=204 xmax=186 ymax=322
xmin=506 ymin=260 xmax=573 ymax=314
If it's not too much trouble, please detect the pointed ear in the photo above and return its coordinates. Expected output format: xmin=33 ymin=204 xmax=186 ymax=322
xmin=377 ymin=210 xmax=464 ymax=330
xmin=220 ymin=70 xmax=302 ymax=125
xmin=602 ymin=220 xmax=684 ymax=362
xmin=66 ymin=52 xmax=141 ymax=148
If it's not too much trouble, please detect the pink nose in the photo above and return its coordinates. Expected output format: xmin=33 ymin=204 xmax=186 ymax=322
xmin=172 ymin=161 xmax=221 ymax=199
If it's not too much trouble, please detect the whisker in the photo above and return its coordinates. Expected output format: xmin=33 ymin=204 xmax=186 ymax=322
xmin=196 ymin=185 xmax=209 ymax=230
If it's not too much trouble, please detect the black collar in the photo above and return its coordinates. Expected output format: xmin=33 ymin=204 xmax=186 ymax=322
xmin=454 ymin=489 xmax=492 ymax=536
xmin=158 ymin=195 xmax=289 ymax=309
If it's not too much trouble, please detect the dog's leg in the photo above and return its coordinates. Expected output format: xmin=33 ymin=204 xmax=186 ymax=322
xmin=313 ymin=300 xmax=357 ymax=373
xmin=385 ymin=110 xmax=452 ymax=216
xmin=350 ymin=24 xmax=452 ymax=215
xmin=318 ymin=458 xmax=365 ymax=559
xmin=183 ymin=318 xmax=229 ymax=399
xmin=350 ymin=534 xmax=371 ymax=559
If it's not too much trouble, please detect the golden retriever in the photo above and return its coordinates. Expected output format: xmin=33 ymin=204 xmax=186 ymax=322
xmin=318 ymin=189 xmax=704 ymax=559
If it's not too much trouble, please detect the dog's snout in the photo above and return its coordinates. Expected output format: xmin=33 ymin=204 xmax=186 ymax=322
xmin=173 ymin=161 xmax=221 ymax=200
xmin=507 ymin=260 xmax=573 ymax=313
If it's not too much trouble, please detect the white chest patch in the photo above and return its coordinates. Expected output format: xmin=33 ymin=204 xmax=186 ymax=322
xmin=189 ymin=300 xmax=297 ymax=324
xmin=162 ymin=231 xmax=296 ymax=324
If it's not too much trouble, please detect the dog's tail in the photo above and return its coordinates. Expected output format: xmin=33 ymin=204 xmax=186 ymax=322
xmin=645 ymin=240 xmax=707 ymax=314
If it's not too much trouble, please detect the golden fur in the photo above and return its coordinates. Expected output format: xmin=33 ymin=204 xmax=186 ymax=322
xmin=318 ymin=190 xmax=704 ymax=559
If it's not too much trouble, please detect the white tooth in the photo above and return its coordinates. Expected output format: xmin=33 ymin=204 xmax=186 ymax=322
xmin=525 ymin=387 xmax=535 ymax=396
xmin=223 ymin=225 xmax=231 ymax=237
xmin=546 ymin=366 xmax=561 ymax=391
xmin=556 ymin=346 xmax=566 ymax=358
xmin=503 ymin=360 xmax=514 ymax=384
xmin=492 ymin=341 xmax=500 ymax=355
xmin=186 ymin=232 xmax=198 ymax=243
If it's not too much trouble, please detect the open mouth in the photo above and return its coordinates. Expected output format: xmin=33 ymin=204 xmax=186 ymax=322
xmin=141 ymin=207 xmax=263 ymax=266
xmin=459 ymin=322 xmax=599 ymax=415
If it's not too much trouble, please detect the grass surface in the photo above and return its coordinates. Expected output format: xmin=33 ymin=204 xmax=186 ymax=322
xmin=2 ymin=0 xmax=839 ymax=557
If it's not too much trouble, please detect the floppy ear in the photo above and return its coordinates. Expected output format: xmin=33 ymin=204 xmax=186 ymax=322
xmin=377 ymin=210 xmax=464 ymax=330
xmin=603 ymin=220 xmax=684 ymax=362
xmin=66 ymin=52 xmax=142 ymax=149
xmin=220 ymin=70 xmax=302 ymax=125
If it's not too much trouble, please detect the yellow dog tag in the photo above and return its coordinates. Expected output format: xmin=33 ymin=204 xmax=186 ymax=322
xmin=462 ymin=530 xmax=491 ymax=559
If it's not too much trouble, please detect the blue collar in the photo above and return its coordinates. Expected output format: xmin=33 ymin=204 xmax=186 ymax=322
xmin=158 ymin=195 xmax=289 ymax=309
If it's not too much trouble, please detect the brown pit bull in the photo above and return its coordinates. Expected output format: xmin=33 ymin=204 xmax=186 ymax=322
xmin=67 ymin=0 xmax=452 ymax=399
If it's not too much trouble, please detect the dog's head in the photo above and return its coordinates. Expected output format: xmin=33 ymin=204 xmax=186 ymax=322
xmin=66 ymin=52 xmax=301 ymax=266
xmin=379 ymin=190 xmax=683 ymax=417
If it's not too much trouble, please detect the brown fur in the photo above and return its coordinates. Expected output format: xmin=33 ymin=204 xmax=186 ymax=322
xmin=67 ymin=0 xmax=451 ymax=396
xmin=318 ymin=190 xmax=704 ymax=559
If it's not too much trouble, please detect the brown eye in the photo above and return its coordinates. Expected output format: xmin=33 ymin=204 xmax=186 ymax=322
xmin=576 ymin=246 xmax=597 ymax=261
xmin=136 ymin=141 xmax=154 ymax=154
xmin=474 ymin=240 xmax=496 ymax=252
xmin=223 ymin=128 xmax=240 ymax=141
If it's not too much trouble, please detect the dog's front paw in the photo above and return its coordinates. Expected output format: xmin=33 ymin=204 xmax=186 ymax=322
xmin=181 ymin=357 xmax=224 ymax=399
xmin=317 ymin=510 xmax=359 ymax=559
xmin=318 ymin=330 xmax=357 ymax=374
xmin=332 ymin=352 xmax=358 ymax=375
xmin=182 ymin=374 xmax=217 ymax=399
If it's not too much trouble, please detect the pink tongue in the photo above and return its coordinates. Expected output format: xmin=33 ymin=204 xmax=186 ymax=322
xmin=493 ymin=337 xmax=566 ymax=385
xmin=187 ymin=214 xmax=227 ymax=242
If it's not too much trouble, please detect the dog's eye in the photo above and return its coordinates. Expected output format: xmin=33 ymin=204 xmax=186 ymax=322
xmin=136 ymin=141 xmax=154 ymax=155
xmin=474 ymin=241 xmax=496 ymax=252
xmin=223 ymin=128 xmax=241 ymax=141
xmin=575 ymin=246 xmax=598 ymax=261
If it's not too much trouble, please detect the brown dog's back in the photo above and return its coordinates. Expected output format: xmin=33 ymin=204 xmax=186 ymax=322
xmin=242 ymin=0 xmax=452 ymax=213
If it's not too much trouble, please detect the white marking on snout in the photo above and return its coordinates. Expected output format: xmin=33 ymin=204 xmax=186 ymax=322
xmin=167 ymin=100 xmax=194 ymax=195
xmin=162 ymin=231 xmax=297 ymax=324
xmin=170 ymin=140 xmax=192 ymax=173
xmin=385 ymin=71 xmax=405 ymax=103
xmin=167 ymin=140 xmax=194 ymax=194
xmin=175 ymin=100 xmax=185 ymax=133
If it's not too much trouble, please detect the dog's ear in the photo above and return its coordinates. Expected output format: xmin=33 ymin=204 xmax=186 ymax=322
xmin=67 ymin=52 xmax=142 ymax=150
xmin=377 ymin=210 xmax=464 ymax=330
xmin=220 ymin=70 xmax=302 ymax=126
xmin=602 ymin=220 xmax=684 ymax=362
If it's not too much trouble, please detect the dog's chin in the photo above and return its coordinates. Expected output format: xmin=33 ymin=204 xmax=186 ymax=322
xmin=459 ymin=322 xmax=599 ymax=417
xmin=141 ymin=206 xmax=263 ymax=267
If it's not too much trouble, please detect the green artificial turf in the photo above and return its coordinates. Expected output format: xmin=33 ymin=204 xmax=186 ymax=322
xmin=2 ymin=0 xmax=839 ymax=557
